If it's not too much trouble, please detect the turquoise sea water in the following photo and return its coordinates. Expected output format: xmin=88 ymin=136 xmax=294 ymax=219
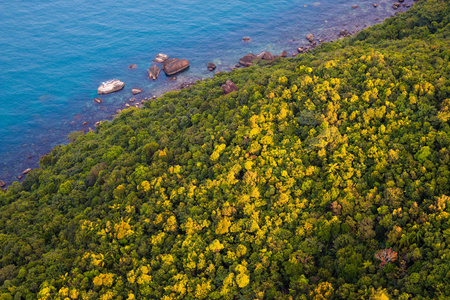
xmin=0 ymin=0 xmax=413 ymax=184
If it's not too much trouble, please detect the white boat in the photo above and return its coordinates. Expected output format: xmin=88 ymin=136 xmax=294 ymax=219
xmin=97 ymin=79 xmax=125 ymax=95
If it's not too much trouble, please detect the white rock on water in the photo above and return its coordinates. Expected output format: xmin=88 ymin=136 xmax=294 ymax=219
xmin=97 ymin=79 xmax=125 ymax=95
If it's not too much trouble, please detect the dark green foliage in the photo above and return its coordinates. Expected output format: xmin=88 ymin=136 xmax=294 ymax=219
xmin=1 ymin=1 xmax=450 ymax=299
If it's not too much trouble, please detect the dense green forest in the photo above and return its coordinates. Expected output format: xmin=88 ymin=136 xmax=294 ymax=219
xmin=1 ymin=0 xmax=450 ymax=299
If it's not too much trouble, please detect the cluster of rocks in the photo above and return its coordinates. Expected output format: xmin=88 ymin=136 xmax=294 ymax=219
xmin=393 ymin=0 xmax=409 ymax=9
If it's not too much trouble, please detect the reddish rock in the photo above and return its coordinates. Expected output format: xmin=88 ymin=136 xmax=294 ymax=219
xmin=82 ymin=121 xmax=87 ymax=125
xmin=17 ymin=175 xmax=23 ymax=180
xmin=207 ymin=62 xmax=217 ymax=71
xmin=162 ymin=58 xmax=190 ymax=76
xmin=257 ymin=51 xmax=275 ymax=61
xmin=238 ymin=53 xmax=258 ymax=67
xmin=22 ymin=168 xmax=32 ymax=174
xmin=0 ymin=180 xmax=5 ymax=188
xmin=373 ymin=3 xmax=377 ymax=7
xmin=242 ymin=37 xmax=251 ymax=42
xmin=352 ymin=5 xmax=358 ymax=8
xmin=94 ymin=98 xmax=103 ymax=104
xmin=148 ymin=65 xmax=161 ymax=80
xmin=129 ymin=64 xmax=138 ymax=69
xmin=222 ymin=80 xmax=238 ymax=95
xmin=306 ymin=34 xmax=314 ymax=43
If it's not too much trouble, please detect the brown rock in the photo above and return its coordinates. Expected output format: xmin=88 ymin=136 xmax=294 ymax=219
xmin=257 ymin=51 xmax=275 ymax=61
xmin=129 ymin=98 xmax=135 ymax=102
xmin=22 ymin=168 xmax=32 ymax=174
xmin=82 ymin=121 xmax=87 ymax=125
xmin=154 ymin=53 xmax=169 ymax=63
xmin=281 ymin=50 xmax=287 ymax=57
xmin=94 ymin=98 xmax=103 ymax=104
xmin=0 ymin=180 xmax=5 ymax=188
xmin=18 ymin=175 xmax=23 ymax=180
xmin=148 ymin=65 xmax=161 ymax=80
xmin=242 ymin=37 xmax=251 ymax=42
xmin=338 ymin=29 xmax=350 ymax=37
xmin=373 ymin=3 xmax=377 ymax=7
xmin=207 ymin=62 xmax=216 ymax=71
xmin=238 ymin=53 xmax=258 ymax=67
xmin=306 ymin=33 xmax=314 ymax=43
xmin=132 ymin=88 xmax=143 ymax=95
xmin=222 ymin=80 xmax=238 ymax=95
xmin=297 ymin=47 xmax=304 ymax=53
xmin=162 ymin=58 xmax=190 ymax=76
xmin=129 ymin=64 xmax=138 ymax=69
xmin=352 ymin=5 xmax=358 ymax=8
xmin=169 ymin=77 xmax=177 ymax=81
xmin=235 ymin=64 xmax=241 ymax=68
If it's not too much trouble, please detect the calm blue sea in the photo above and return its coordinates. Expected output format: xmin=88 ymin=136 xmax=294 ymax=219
xmin=0 ymin=0 xmax=412 ymax=184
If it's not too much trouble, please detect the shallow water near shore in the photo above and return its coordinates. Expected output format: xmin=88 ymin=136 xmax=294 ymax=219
xmin=0 ymin=0 xmax=414 ymax=184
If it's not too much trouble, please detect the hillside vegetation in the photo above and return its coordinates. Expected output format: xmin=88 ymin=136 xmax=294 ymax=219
xmin=1 ymin=0 xmax=450 ymax=299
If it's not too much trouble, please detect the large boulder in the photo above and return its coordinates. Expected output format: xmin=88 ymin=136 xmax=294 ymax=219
xmin=97 ymin=79 xmax=125 ymax=95
xmin=148 ymin=65 xmax=161 ymax=80
xmin=238 ymin=53 xmax=258 ymax=67
xmin=222 ymin=80 xmax=238 ymax=95
xmin=257 ymin=51 xmax=275 ymax=61
xmin=162 ymin=58 xmax=190 ymax=76
xmin=154 ymin=53 xmax=169 ymax=63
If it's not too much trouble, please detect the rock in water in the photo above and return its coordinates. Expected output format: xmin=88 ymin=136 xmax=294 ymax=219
xmin=132 ymin=88 xmax=143 ymax=95
xmin=97 ymin=79 xmax=125 ymax=95
xmin=257 ymin=51 xmax=275 ymax=61
xmin=0 ymin=180 xmax=5 ymax=188
xmin=148 ymin=65 xmax=161 ymax=80
xmin=306 ymin=34 xmax=314 ymax=43
xmin=154 ymin=53 xmax=169 ymax=63
xmin=238 ymin=53 xmax=258 ymax=67
xmin=22 ymin=168 xmax=32 ymax=174
xmin=128 ymin=64 xmax=138 ymax=69
xmin=222 ymin=80 xmax=238 ymax=94
xmin=94 ymin=98 xmax=103 ymax=104
xmin=281 ymin=51 xmax=287 ymax=57
xmin=242 ymin=37 xmax=251 ymax=42
xmin=162 ymin=58 xmax=190 ymax=76
xmin=207 ymin=62 xmax=216 ymax=71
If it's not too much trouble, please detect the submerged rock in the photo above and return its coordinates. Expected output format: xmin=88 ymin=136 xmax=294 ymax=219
xmin=154 ymin=53 xmax=169 ymax=63
xmin=238 ymin=53 xmax=258 ymax=67
xmin=97 ymin=79 xmax=125 ymax=95
xmin=242 ymin=37 xmax=251 ymax=42
xmin=207 ymin=62 xmax=216 ymax=71
xmin=148 ymin=65 xmax=161 ymax=80
xmin=222 ymin=80 xmax=238 ymax=94
xmin=162 ymin=58 xmax=190 ymax=76
xmin=128 ymin=64 xmax=138 ymax=69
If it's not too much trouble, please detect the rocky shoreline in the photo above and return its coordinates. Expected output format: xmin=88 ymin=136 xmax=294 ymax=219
xmin=0 ymin=0 xmax=417 ymax=190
